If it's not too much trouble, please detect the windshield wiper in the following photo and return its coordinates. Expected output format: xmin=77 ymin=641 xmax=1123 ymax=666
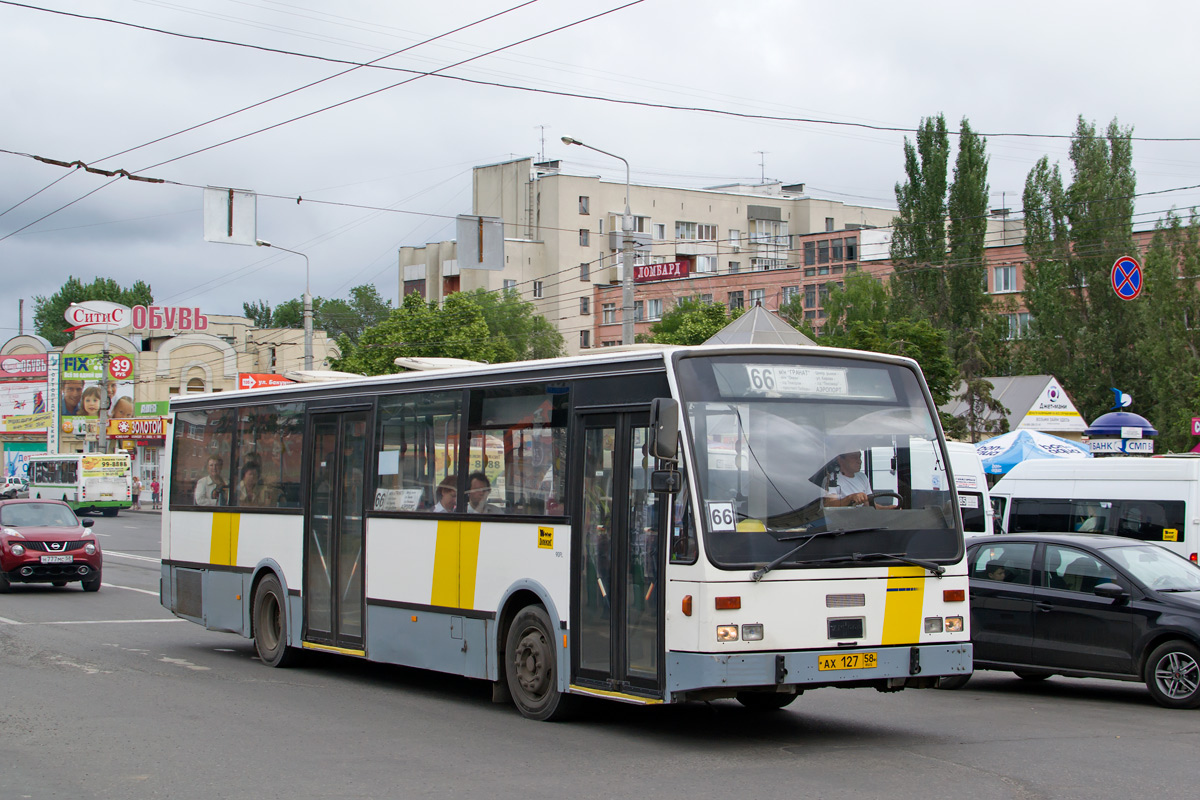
xmin=751 ymin=527 xmax=886 ymax=582
xmin=840 ymin=551 xmax=945 ymax=577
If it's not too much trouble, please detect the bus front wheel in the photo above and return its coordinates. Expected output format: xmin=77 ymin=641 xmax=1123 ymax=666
xmin=253 ymin=575 xmax=298 ymax=668
xmin=505 ymin=606 xmax=574 ymax=721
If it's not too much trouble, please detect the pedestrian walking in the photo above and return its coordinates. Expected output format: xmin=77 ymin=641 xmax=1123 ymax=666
xmin=151 ymin=477 xmax=161 ymax=510
xmin=131 ymin=476 xmax=143 ymax=510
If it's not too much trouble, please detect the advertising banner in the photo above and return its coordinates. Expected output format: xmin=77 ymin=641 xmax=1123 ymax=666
xmin=238 ymin=373 xmax=296 ymax=390
xmin=0 ymin=354 xmax=49 ymax=379
xmin=107 ymin=417 xmax=166 ymax=438
xmin=59 ymin=353 xmax=136 ymax=439
xmin=0 ymin=381 xmax=49 ymax=433
xmin=47 ymin=353 xmax=60 ymax=453
xmin=634 ymin=260 xmax=690 ymax=283
xmin=81 ymin=455 xmax=130 ymax=477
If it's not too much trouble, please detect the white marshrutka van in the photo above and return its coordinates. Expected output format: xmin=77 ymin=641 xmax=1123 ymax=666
xmin=990 ymin=456 xmax=1199 ymax=562
xmin=946 ymin=441 xmax=993 ymax=536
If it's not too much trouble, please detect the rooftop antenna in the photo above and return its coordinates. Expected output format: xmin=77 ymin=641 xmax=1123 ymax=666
xmin=755 ymin=151 xmax=768 ymax=184
xmin=535 ymin=125 xmax=549 ymax=162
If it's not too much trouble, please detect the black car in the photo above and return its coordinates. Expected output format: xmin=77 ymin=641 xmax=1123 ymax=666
xmin=941 ymin=532 xmax=1200 ymax=708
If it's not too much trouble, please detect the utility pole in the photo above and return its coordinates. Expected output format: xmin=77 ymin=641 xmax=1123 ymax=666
xmin=96 ymin=341 xmax=111 ymax=454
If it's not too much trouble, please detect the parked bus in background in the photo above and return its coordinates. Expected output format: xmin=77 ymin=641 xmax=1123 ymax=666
xmin=27 ymin=453 xmax=133 ymax=516
xmin=946 ymin=442 xmax=993 ymax=536
xmin=160 ymin=345 xmax=971 ymax=720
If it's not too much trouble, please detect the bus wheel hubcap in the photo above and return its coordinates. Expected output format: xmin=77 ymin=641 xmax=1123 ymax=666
xmin=514 ymin=630 xmax=549 ymax=696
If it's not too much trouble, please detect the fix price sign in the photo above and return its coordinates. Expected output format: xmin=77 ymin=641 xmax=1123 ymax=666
xmin=1111 ymin=256 xmax=1143 ymax=300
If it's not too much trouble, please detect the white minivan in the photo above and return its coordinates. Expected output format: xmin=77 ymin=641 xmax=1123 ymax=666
xmin=990 ymin=455 xmax=1200 ymax=562
xmin=946 ymin=441 xmax=993 ymax=536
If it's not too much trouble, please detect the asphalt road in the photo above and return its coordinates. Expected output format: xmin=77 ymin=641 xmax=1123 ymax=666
xmin=2 ymin=511 xmax=1199 ymax=800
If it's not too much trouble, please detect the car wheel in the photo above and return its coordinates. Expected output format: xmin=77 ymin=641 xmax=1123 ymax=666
xmin=736 ymin=691 xmax=799 ymax=710
xmin=1013 ymin=669 xmax=1052 ymax=682
xmin=81 ymin=572 xmax=101 ymax=592
xmin=505 ymin=605 xmax=574 ymax=721
xmin=0 ymin=572 xmax=10 ymax=594
xmin=1144 ymin=640 xmax=1200 ymax=709
xmin=936 ymin=674 xmax=972 ymax=690
xmin=252 ymin=574 xmax=298 ymax=667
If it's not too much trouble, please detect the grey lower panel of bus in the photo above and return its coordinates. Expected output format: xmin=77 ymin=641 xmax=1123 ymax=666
xmin=668 ymin=643 xmax=973 ymax=693
xmin=365 ymin=604 xmax=491 ymax=680
xmin=161 ymin=565 xmax=250 ymax=637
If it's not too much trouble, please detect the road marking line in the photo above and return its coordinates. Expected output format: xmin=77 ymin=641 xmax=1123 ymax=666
xmin=105 ymin=550 xmax=161 ymax=564
xmin=0 ymin=615 xmax=22 ymax=625
xmin=38 ymin=619 xmax=184 ymax=625
xmin=102 ymin=582 xmax=159 ymax=596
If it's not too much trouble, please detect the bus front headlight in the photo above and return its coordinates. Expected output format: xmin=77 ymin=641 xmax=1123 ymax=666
xmin=716 ymin=625 xmax=739 ymax=642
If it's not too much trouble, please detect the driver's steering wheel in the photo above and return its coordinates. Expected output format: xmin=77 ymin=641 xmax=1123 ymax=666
xmin=868 ymin=491 xmax=903 ymax=509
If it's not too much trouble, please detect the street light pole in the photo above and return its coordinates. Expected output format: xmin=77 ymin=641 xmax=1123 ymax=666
xmin=256 ymin=240 xmax=312 ymax=371
xmin=562 ymin=136 xmax=635 ymax=346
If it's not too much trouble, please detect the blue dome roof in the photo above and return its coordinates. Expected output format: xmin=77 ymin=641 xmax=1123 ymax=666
xmin=1085 ymin=410 xmax=1158 ymax=437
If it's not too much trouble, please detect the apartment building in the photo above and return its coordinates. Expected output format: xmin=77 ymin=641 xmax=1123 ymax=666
xmin=397 ymin=157 xmax=895 ymax=354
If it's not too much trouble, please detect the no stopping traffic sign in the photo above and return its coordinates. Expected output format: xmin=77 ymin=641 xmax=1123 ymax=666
xmin=1111 ymin=256 xmax=1143 ymax=300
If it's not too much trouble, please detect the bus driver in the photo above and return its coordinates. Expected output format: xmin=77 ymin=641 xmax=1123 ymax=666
xmin=824 ymin=450 xmax=895 ymax=509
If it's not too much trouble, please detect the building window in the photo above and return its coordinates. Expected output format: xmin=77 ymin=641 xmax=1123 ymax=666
xmin=602 ymin=303 xmax=616 ymax=324
xmin=748 ymin=288 xmax=765 ymax=307
xmin=804 ymin=267 xmax=816 ymax=277
xmin=580 ymin=330 xmax=591 ymax=348
xmin=646 ymin=298 xmax=663 ymax=320
xmin=804 ymin=285 xmax=816 ymax=309
xmin=825 ymin=217 xmax=835 ymax=232
xmin=675 ymin=221 xmax=697 ymax=240
xmin=728 ymin=291 xmax=744 ymax=311
xmin=782 ymin=285 xmax=799 ymax=304
xmin=846 ymin=264 xmax=858 ymax=273
xmin=696 ymin=255 xmax=716 ymax=273
xmin=654 ymin=223 xmax=665 ymax=240
xmin=533 ymin=280 xmax=544 ymax=299
xmin=751 ymin=218 xmax=788 ymax=244
xmin=579 ymin=196 xmax=590 ymax=214
xmin=580 ymin=297 xmax=590 ymax=315
xmin=634 ymin=300 xmax=644 ymax=322
xmin=598 ymin=218 xmax=604 ymax=235
xmin=994 ymin=265 xmax=1017 ymax=293
xmin=580 ymin=262 xmax=590 ymax=281
xmin=819 ymin=284 xmax=831 ymax=304
xmin=728 ymin=260 xmax=740 ymax=274
xmin=751 ymin=257 xmax=786 ymax=271
xmin=831 ymin=238 xmax=843 ymax=261
xmin=699 ymin=293 xmax=713 ymax=304
xmin=818 ymin=265 xmax=829 ymax=276
xmin=804 ymin=241 xmax=815 ymax=265
xmin=805 ymin=310 xmax=816 ymax=320
xmin=832 ymin=265 xmax=843 ymax=274
xmin=818 ymin=240 xmax=830 ymax=264
xmin=845 ymin=236 xmax=857 ymax=260
xmin=502 ymin=279 xmax=517 ymax=290
xmin=697 ymin=223 xmax=718 ymax=241
xmin=1003 ymin=312 xmax=1032 ymax=339
xmin=580 ymin=229 xmax=589 ymax=246
xmin=730 ymin=229 xmax=741 ymax=250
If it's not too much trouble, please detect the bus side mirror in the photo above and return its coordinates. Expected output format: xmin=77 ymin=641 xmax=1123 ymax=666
xmin=648 ymin=398 xmax=678 ymax=461
xmin=651 ymin=470 xmax=682 ymax=494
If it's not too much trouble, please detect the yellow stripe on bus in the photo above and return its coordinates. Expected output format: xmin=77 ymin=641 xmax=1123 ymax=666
xmin=431 ymin=520 xmax=483 ymax=609
xmin=881 ymin=566 xmax=925 ymax=645
xmin=458 ymin=521 xmax=481 ymax=609
xmin=209 ymin=513 xmax=240 ymax=566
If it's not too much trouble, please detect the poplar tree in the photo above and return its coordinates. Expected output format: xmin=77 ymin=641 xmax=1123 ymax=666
xmin=890 ymin=115 xmax=951 ymax=321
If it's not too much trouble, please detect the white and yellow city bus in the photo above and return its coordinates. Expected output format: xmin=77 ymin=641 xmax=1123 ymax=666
xmin=160 ymin=345 xmax=971 ymax=720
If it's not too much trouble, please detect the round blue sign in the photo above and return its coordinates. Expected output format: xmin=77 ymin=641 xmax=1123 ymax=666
xmin=1111 ymin=256 xmax=1143 ymax=300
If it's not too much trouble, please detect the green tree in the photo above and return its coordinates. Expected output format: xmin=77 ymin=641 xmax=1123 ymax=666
xmin=890 ymin=114 xmax=951 ymax=321
xmin=819 ymin=272 xmax=889 ymax=336
xmin=242 ymin=300 xmax=274 ymax=328
xmin=946 ymin=118 xmax=991 ymax=330
xmin=645 ymin=296 xmax=738 ymax=345
xmin=461 ymin=288 xmax=562 ymax=360
xmin=34 ymin=277 xmax=153 ymax=346
xmin=1017 ymin=116 xmax=1138 ymax=421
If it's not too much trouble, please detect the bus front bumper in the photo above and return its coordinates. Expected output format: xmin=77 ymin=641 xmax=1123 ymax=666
xmin=668 ymin=643 xmax=972 ymax=694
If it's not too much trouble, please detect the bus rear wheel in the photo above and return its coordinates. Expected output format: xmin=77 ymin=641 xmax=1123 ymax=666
xmin=505 ymin=606 xmax=573 ymax=721
xmin=253 ymin=574 xmax=298 ymax=667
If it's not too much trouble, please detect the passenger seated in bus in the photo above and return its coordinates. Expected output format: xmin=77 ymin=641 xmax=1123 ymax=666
xmin=237 ymin=462 xmax=280 ymax=507
xmin=466 ymin=471 xmax=499 ymax=514
xmin=432 ymin=475 xmax=457 ymax=513
xmin=823 ymin=451 xmax=896 ymax=509
xmin=193 ymin=456 xmax=227 ymax=506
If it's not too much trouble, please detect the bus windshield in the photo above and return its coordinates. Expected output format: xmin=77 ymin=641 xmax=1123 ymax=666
xmin=675 ymin=354 xmax=960 ymax=570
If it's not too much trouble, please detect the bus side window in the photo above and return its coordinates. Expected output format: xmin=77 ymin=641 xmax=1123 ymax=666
xmin=670 ymin=470 xmax=698 ymax=564
xmin=376 ymin=391 xmax=463 ymax=513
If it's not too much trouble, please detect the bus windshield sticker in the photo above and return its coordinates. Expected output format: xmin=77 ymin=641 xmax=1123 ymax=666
xmin=958 ymin=494 xmax=980 ymax=509
xmin=743 ymin=365 xmax=849 ymax=397
xmin=374 ymin=487 xmax=423 ymax=512
xmin=706 ymin=501 xmax=737 ymax=532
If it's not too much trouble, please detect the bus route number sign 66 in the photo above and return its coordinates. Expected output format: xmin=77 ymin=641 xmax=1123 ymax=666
xmin=706 ymin=501 xmax=737 ymax=532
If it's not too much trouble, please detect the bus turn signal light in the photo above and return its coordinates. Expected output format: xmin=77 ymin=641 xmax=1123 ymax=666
xmin=943 ymin=589 xmax=966 ymax=602
xmin=715 ymin=596 xmax=741 ymax=610
xmin=682 ymin=595 xmax=692 ymax=616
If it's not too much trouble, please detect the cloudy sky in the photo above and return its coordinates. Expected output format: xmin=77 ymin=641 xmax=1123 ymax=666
xmin=2 ymin=0 xmax=1198 ymax=340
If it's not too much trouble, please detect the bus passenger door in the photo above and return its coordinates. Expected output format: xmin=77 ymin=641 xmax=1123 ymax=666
xmin=574 ymin=412 xmax=665 ymax=697
xmin=304 ymin=409 xmax=369 ymax=651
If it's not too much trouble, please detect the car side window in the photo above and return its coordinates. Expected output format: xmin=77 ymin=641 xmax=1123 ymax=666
xmin=969 ymin=542 xmax=1035 ymax=585
xmin=1042 ymin=545 xmax=1120 ymax=593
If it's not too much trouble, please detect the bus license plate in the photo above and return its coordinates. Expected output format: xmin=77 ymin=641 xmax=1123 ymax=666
xmin=40 ymin=555 xmax=74 ymax=564
xmin=818 ymin=652 xmax=877 ymax=671
xmin=100 ymin=493 xmax=113 ymax=499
